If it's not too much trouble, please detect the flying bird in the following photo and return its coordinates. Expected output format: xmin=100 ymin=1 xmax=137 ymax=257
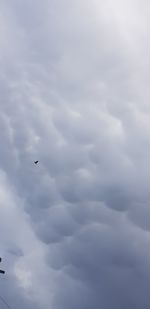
xmin=34 ymin=161 xmax=39 ymax=164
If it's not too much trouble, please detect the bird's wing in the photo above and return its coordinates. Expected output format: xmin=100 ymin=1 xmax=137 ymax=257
xmin=0 ymin=270 xmax=5 ymax=274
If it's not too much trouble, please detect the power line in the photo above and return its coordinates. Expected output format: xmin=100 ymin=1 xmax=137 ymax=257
xmin=0 ymin=294 xmax=13 ymax=309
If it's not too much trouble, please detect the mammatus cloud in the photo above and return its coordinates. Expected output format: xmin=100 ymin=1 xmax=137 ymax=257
xmin=1 ymin=0 xmax=150 ymax=308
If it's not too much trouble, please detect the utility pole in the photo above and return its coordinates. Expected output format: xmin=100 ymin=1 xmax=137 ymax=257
xmin=0 ymin=258 xmax=5 ymax=274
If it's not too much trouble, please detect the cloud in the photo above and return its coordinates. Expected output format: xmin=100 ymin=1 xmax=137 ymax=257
xmin=1 ymin=0 xmax=150 ymax=309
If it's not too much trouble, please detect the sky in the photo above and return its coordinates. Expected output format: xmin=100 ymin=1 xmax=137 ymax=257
xmin=1 ymin=0 xmax=150 ymax=308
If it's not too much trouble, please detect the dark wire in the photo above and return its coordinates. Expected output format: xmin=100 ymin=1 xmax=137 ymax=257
xmin=0 ymin=294 xmax=13 ymax=309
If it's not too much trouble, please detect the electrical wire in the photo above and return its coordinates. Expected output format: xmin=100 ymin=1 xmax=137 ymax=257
xmin=0 ymin=294 xmax=13 ymax=309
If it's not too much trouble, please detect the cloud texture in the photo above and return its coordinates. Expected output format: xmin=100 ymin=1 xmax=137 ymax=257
xmin=1 ymin=0 xmax=150 ymax=308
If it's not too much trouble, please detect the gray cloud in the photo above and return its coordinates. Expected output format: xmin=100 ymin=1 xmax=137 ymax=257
xmin=0 ymin=0 xmax=150 ymax=309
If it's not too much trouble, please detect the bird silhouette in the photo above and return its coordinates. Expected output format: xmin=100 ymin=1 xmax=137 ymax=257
xmin=34 ymin=161 xmax=39 ymax=164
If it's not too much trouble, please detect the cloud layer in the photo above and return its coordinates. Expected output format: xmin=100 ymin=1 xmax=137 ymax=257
xmin=1 ymin=1 xmax=150 ymax=308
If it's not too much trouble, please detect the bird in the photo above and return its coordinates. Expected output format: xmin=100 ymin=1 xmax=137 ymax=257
xmin=34 ymin=161 xmax=39 ymax=164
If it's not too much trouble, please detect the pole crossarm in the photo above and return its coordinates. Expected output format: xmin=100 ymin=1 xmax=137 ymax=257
xmin=0 ymin=257 xmax=5 ymax=274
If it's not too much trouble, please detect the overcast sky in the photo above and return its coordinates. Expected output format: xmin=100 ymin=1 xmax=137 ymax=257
xmin=1 ymin=0 xmax=150 ymax=308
